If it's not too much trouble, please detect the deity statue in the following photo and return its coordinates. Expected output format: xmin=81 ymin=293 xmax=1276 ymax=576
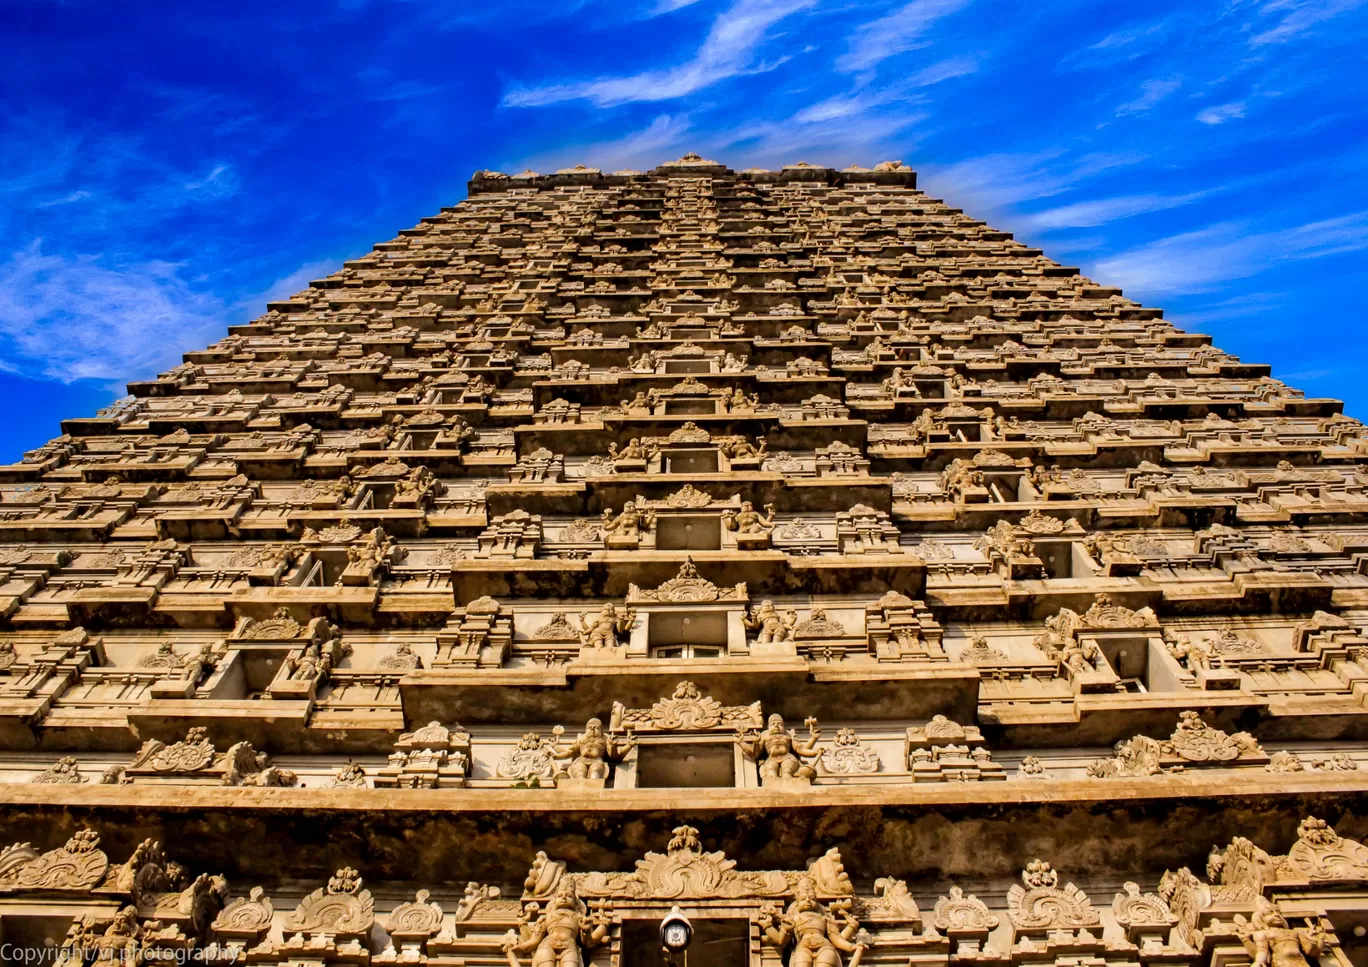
xmin=759 ymin=875 xmax=867 ymax=967
xmin=723 ymin=501 xmax=777 ymax=535
xmin=608 ymin=438 xmax=649 ymax=463
xmin=744 ymin=600 xmax=797 ymax=643
xmin=503 ymin=880 xmax=612 ymax=967
xmin=738 ymin=714 xmax=821 ymax=780
xmin=880 ymin=367 xmax=919 ymax=397
xmin=550 ymin=718 xmax=635 ymax=780
xmin=1236 ymin=898 xmax=1327 ymax=967
xmin=726 ymin=387 xmax=760 ymax=411
xmin=1167 ymin=634 xmax=1214 ymax=672
xmin=724 ymin=438 xmax=767 ymax=461
xmin=600 ymin=500 xmax=655 ymax=541
xmin=288 ymin=641 xmax=325 ymax=681
xmin=577 ymin=604 xmax=635 ymax=649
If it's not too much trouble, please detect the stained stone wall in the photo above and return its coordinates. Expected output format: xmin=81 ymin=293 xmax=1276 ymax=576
xmin=0 ymin=154 xmax=1367 ymax=966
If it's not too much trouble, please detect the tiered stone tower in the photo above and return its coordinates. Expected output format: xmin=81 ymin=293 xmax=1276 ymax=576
xmin=0 ymin=154 xmax=1366 ymax=966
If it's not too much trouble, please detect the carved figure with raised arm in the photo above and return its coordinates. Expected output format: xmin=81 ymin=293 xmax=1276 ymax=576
xmin=503 ymin=880 xmax=612 ymax=967
xmin=577 ymin=603 xmax=635 ymax=649
xmin=550 ymin=718 xmax=635 ymax=780
xmin=759 ymin=875 xmax=867 ymax=967
xmin=739 ymin=713 xmax=822 ymax=779
xmin=1236 ymin=897 xmax=1327 ymax=967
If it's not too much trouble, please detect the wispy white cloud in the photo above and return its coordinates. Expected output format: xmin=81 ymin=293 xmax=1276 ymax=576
xmin=1094 ymin=212 xmax=1368 ymax=296
xmin=909 ymin=54 xmax=979 ymax=86
xmin=0 ymin=240 xmax=337 ymax=385
xmin=502 ymin=0 xmax=814 ymax=107
xmin=1116 ymin=77 xmax=1182 ymax=115
xmin=650 ymin=0 xmax=704 ymax=12
xmin=836 ymin=0 xmax=972 ymax=73
xmin=0 ymin=242 xmax=226 ymax=383
xmin=1196 ymin=101 xmax=1246 ymax=124
xmin=504 ymin=114 xmax=695 ymax=174
xmin=1019 ymin=191 xmax=1209 ymax=231
xmin=1061 ymin=17 xmax=1179 ymax=70
xmin=1250 ymin=0 xmax=1368 ymax=46
xmin=919 ymin=151 xmax=1146 ymax=216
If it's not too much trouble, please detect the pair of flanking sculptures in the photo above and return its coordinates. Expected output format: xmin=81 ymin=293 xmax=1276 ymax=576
xmin=504 ymin=830 xmax=866 ymax=967
xmin=501 ymin=877 xmax=864 ymax=967
xmin=501 ymin=712 xmax=825 ymax=784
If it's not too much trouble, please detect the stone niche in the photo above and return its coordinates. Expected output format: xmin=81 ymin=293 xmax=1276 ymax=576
xmin=626 ymin=560 xmax=751 ymax=659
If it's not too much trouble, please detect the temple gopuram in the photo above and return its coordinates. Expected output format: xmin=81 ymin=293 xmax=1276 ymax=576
xmin=2 ymin=153 xmax=1367 ymax=967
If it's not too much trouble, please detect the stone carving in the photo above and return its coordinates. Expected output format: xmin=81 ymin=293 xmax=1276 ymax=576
xmin=211 ymin=885 xmax=275 ymax=938
xmin=722 ymin=500 xmax=776 ymax=536
xmin=778 ymin=518 xmax=822 ymax=540
xmin=577 ymin=603 xmax=635 ymax=649
xmin=283 ymin=866 xmax=374 ymax=941
xmin=1006 ymin=860 xmax=1100 ymax=931
xmin=905 ymin=716 xmax=1004 ymax=783
xmin=960 ymin=634 xmax=1005 ymax=664
xmin=1091 ymin=712 xmax=1264 ymax=775
xmin=31 ymin=756 xmax=86 ymax=784
xmin=933 ymin=886 xmax=999 ymax=932
xmin=123 ymin=727 xmax=296 ymax=786
xmin=532 ymin=612 xmax=579 ymax=641
xmin=560 ymin=518 xmax=602 ymax=543
xmin=378 ymin=640 xmax=421 ymax=669
xmin=1284 ymin=816 xmax=1368 ymax=880
xmin=0 ymin=828 xmax=107 ymax=890
xmin=1234 ymin=897 xmax=1327 ymax=967
xmin=746 ymin=600 xmax=797 ymax=643
xmin=1017 ymin=755 xmax=1047 ymax=779
xmin=628 ymin=558 xmax=746 ymax=603
xmin=738 ymin=713 xmax=821 ymax=781
xmin=239 ymin=607 xmax=303 ymax=640
xmin=375 ymin=721 xmax=470 ymax=788
xmin=1111 ymin=881 xmax=1176 ymax=928
xmin=496 ymin=732 xmax=561 ymax=781
xmin=577 ymin=826 xmax=792 ymax=899
xmin=1158 ymin=865 xmax=1211 ymax=950
xmin=1081 ymin=593 xmax=1158 ymax=628
xmin=818 ymin=728 xmax=880 ymax=775
xmin=794 ymin=609 xmax=848 ymax=638
xmin=503 ymin=879 xmax=612 ymax=967
xmin=610 ymin=681 xmax=763 ymax=732
xmin=758 ymin=875 xmax=867 ymax=967
xmin=384 ymin=888 xmax=444 ymax=938
xmin=862 ymin=876 xmax=920 ymax=921
xmin=549 ymin=717 xmax=634 ymax=781
xmin=1165 ymin=710 xmax=1264 ymax=761
xmin=324 ymin=760 xmax=368 ymax=788
xmin=600 ymin=499 xmax=655 ymax=544
xmin=1266 ymin=750 xmax=1306 ymax=773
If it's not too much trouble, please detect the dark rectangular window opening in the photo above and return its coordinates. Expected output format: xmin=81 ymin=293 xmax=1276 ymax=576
xmin=620 ymin=917 xmax=750 ymax=967
xmin=656 ymin=514 xmax=722 ymax=550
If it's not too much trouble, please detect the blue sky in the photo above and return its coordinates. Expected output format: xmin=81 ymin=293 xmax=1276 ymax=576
xmin=2 ymin=0 xmax=1367 ymax=459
